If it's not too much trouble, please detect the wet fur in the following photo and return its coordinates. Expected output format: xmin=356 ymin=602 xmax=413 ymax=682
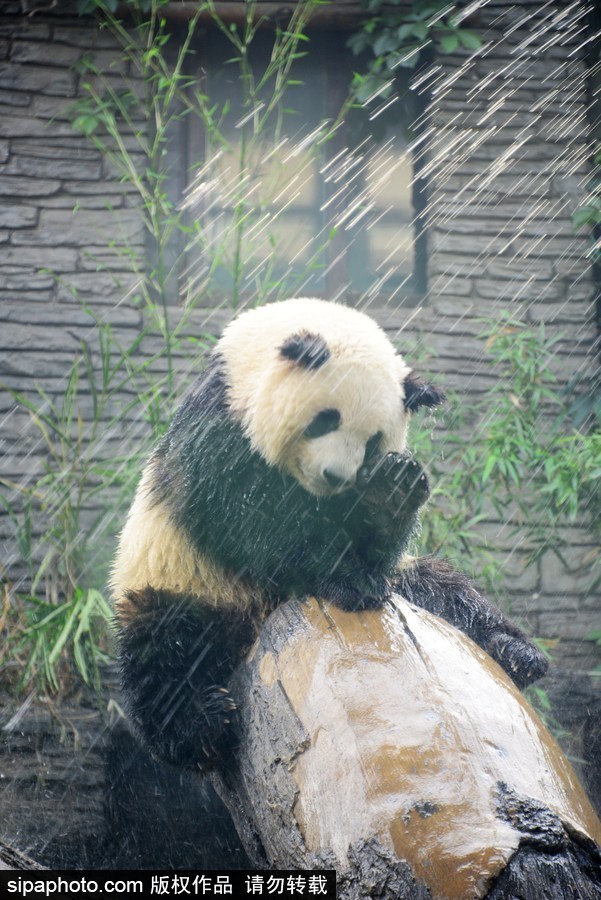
xmin=116 ymin=357 xmax=547 ymax=771
xmin=115 ymin=305 xmax=547 ymax=771
xmin=148 ymin=358 xmax=425 ymax=605
xmin=119 ymin=586 xmax=261 ymax=768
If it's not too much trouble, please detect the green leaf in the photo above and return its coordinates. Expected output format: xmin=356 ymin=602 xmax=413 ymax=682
xmin=572 ymin=205 xmax=601 ymax=228
xmin=481 ymin=455 xmax=497 ymax=482
xmin=73 ymin=114 xmax=99 ymax=136
xmin=396 ymin=23 xmax=417 ymax=42
xmin=373 ymin=32 xmax=400 ymax=56
xmin=439 ymin=33 xmax=459 ymax=53
xmin=458 ymin=30 xmax=482 ymax=50
xmin=348 ymin=32 xmax=369 ymax=55
xmin=410 ymin=22 xmax=429 ymax=41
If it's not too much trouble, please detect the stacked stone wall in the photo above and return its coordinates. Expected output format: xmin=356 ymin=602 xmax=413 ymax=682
xmin=404 ymin=0 xmax=599 ymax=677
xmin=0 ymin=6 xmax=143 ymax=588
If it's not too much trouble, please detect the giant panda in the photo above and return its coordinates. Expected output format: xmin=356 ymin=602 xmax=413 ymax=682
xmin=112 ymin=298 xmax=548 ymax=771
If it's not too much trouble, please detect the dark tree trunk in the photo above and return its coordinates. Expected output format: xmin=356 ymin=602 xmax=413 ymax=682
xmin=213 ymin=595 xmax=601 ymax=899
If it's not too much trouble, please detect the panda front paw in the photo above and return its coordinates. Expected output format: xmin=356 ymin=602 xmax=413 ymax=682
xmin=357 ymin=452 xmax=429 ymax=521
xmin=485 ymin=632 xmax=549 ymax=689
xmin=320 ymin=573 xmax=392 ymax=612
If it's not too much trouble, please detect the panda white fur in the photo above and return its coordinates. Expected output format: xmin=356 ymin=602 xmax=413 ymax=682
xmin=112 ymin=298 xmax=547 ymax=770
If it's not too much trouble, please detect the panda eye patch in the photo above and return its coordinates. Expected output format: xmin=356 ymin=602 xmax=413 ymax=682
xmin=365 ymin=431 xmax=383 ymax=461
xmin=304 ymin=409 xmax=341 ymax=439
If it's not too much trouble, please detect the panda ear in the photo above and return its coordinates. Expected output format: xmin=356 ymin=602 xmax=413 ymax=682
xmin=280 ymin=331 xmax=330 ymax=370
xmin=403 ymin=370 xmax=445 ymax=412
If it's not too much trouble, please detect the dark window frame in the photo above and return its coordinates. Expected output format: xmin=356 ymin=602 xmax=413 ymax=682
xmin=162 ymin=9 xmax=429 ymax=305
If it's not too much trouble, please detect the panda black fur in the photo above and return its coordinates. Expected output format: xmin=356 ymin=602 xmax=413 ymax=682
xmin=112 ymin=298 xmax=548 ymax=771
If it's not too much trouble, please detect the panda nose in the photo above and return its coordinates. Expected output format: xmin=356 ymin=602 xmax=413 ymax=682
xmin=323 ymin=469 xmax=349 ymax=490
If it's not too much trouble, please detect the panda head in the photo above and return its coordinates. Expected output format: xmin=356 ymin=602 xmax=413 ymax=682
xmin=218 ymin=298 xmax=444 ymax=497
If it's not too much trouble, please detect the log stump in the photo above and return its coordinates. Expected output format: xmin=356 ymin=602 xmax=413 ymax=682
xmin=213 ymin=595 xmax=601 ymax=898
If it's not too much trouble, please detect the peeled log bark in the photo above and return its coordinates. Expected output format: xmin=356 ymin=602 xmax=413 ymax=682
xmin=212 ymin=595 xmax=601 ymax=899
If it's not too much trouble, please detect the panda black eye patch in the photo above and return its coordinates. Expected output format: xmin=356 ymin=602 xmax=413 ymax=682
xmin=364 ymin=431 xmax=383 ymax=461
xmin=304 ymin=409 xmax=341 ymax=439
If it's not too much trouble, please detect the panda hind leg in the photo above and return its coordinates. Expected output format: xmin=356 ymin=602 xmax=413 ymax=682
xmin=117 ymin=587 xmax=257 ymax=771
xmin=392 ymin=556 xmax=549 ymax=689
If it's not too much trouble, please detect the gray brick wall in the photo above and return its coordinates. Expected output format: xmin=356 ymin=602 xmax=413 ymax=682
xmin=0 ymin=6 xmax=142 ymax=581
xmin=411 ymin=0 xmax=599 ymax=676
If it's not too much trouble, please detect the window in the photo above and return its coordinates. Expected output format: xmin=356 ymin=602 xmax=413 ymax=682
xmin=168 ymin=25 xmax=426 ymax=306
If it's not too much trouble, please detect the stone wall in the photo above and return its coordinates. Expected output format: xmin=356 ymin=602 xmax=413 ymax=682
xmin=419 ymin=0 xmax=599 ymax=677
xmin=1 ymin=4 xmax=141 ymax=591
xmin=0 ymin=0 xmax=599 ymax=793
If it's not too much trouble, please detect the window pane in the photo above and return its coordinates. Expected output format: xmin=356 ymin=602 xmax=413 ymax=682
xmin=182 ymin=30 xmax=419 ymax=305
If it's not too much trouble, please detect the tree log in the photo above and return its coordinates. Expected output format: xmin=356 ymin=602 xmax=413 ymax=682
xmin=0 ymin=841 xmax=44 ymax=871
xmin=213 ymin=595 xmax=601 ymax=899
